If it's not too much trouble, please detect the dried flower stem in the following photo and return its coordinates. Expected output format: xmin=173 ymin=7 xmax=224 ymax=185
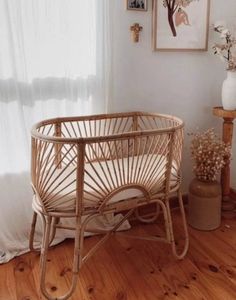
xmin=190 ymin=129 xmax=231 ymax=182
xmin=213 ymin=23 xmax=236 ymax=71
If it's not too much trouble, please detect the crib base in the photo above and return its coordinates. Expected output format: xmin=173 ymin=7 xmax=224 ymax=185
xmin=29 ymin=189 xmax=189 ymax=300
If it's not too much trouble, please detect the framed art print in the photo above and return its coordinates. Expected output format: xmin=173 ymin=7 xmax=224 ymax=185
xmin=152 ymin=0 xmax=210 ymax=51
xmin=127 ymin=0 xmax=148 ymax=11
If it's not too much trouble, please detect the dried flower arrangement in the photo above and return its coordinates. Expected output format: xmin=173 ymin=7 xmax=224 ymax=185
xmin=213 ymin=22 xmax=236 ymax=71
xmin=190 ymin=129 xmax=231 ymax=182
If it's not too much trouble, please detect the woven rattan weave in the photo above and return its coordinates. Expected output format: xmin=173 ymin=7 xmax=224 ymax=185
xmin=30 ymin=111 xmax=189 ymax=300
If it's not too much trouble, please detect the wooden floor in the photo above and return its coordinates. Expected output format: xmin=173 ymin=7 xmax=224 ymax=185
xmin=1 ymin=210 xmax=236 ymax=300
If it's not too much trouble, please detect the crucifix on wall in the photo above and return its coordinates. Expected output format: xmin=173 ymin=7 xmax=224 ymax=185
xmin=130 ymin=23 xmax=143 ymax=42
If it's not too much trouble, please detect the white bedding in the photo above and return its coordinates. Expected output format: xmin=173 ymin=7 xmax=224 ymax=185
xmin=42 ymin=154 xmax=178 ymax=212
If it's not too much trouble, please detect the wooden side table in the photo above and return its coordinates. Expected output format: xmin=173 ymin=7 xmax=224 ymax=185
xmin=213 ymin=106 xmax=236 ymax=216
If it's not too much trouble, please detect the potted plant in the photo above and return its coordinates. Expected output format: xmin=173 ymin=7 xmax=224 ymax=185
xmin=213 ymin=22 xmax=236 ymax=110
xmin=188 ymin=129 xmax=231 ymax=230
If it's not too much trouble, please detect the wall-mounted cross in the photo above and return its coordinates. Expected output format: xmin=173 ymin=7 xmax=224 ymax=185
xmin=130 ymin=23 xmax=143 ymax=43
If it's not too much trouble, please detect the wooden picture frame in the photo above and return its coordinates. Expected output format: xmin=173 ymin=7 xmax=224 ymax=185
xmin=126 ymin=0 xmax=148 ymax=11
xmin=152 ymin=0 xmax=210 ymax=51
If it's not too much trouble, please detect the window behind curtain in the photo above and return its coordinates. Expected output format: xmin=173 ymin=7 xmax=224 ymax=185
xmin=0 ymin=0 xmax=96 ymax=81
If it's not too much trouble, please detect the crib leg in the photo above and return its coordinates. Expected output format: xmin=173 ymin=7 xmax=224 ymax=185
xmin=29 ymin=212 xmax=38 ymax=251
xmin=39 ymin=216 xmax=82 ymax=300
xmin=29 ymin=212 xmax=59 ymax=252
xmin=49 ymin=217 xmax=60 ymax=246
xmin=135 ymin=203 xmax=160 ymax=223
xmin=166 ymin=190 xmax=189 ymax=260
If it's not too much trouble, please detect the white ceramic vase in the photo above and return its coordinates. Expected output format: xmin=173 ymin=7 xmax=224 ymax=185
xmin=222 ymin=71 xmax=236 ymax=110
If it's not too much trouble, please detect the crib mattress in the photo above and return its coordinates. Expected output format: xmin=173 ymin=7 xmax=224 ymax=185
xmin=42 ymin=154 xmax=178 ymax=212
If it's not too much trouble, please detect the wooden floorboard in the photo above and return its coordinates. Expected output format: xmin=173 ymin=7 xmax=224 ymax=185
xmin=1 ymin=210 xmax=236 ymax=300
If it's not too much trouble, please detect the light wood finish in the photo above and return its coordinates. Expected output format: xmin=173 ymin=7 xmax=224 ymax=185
xmin=152 ymin=0 xmax=210 ymax=51
xmin=213 ymin=107 xmax=236 ymax=214
xmin=2 ymin=210 xmax=236 ymax=299
xmin=213 ymin=106 xmax=236 ymax=119
xmin=30 ymin=111 xmax=188 ymax=299
xmin=130 ymin=23 xmax=143 ymax=43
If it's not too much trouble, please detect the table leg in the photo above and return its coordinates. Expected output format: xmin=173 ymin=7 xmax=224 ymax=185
xmin=221 ymin=117 xmax=235 ymax=213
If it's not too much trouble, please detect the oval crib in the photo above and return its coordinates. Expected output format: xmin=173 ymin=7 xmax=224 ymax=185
xmin=30 ymin=111 xmax=189 ymax=300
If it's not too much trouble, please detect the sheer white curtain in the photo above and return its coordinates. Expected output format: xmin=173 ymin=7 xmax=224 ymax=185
xmin=0 ymin=0 xmax=114 ymax=263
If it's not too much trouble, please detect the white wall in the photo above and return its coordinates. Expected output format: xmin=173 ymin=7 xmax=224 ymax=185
xmin=110 ymin=0 xmax=236 ymax=191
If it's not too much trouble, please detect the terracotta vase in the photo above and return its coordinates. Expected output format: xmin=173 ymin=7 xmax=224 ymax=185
xmin=188 ymin=178 xmax=222 ymax=231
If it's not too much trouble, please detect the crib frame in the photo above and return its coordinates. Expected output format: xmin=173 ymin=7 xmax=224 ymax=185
xmin=30 ymin=111 xmax=189 ymax=300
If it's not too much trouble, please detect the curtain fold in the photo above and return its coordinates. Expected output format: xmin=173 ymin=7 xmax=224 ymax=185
xmin=0 ymin=0 xmax=114 ymax=263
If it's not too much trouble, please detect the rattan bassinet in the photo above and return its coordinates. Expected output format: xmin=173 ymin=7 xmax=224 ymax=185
xmin=30 ymin=111 xmax=189 ymax=300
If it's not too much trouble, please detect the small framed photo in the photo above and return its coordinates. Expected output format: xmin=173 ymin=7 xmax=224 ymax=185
xmin=152 ymin=0 xmax=210 ymax=51
xmin=126 ymin=0 xmax=148 ymax=11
